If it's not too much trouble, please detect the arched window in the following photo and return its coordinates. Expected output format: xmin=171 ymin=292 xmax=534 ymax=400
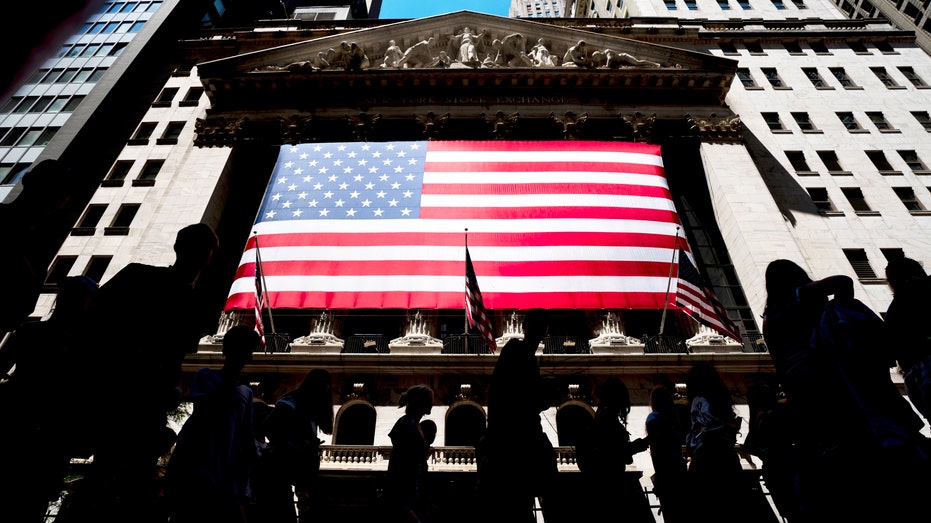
xmin=333 ymin=400 xmax=377 ymax=445
xmin=444 ymin=401 xmax=487 ymax=446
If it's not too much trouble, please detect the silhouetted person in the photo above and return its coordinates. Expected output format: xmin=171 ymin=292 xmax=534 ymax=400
xmin=744 ymin=383 xmax=798 ymax=522
xmin=76 ymin=222 xmax=219 ymax=522
xmin=762 ymin=259 xmax=917 ymax=522
xmin=164 ymin=325 xmax=261 ymax=523
xmin=257 ymin=369 xmax=334 ymax=523
xmin=579 ymin=377 xmax=653 ymax=522
xmin=0 ymin=275 xmax=98 ymax=522
xmin=684 ymin=362 xmax=752 ymax=523
xmin=384 ymin=384 xmax=434 ymax=523
xmin=477 ymin=309 xmax=557 ymax=523
xmin=640 ymin=386 xmax=688 ymax=523
xmin=884 ymin=256 xmax=931 ymax=424
xmin=418 ymin=419 xmax=437 ymax=523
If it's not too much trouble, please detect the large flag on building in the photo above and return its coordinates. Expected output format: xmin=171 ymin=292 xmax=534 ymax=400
xmin=466 ymin=246 xmax=497 ymax=353
xmin=675 ymin=248 xmax=742 ymax=341
xmin=225 ymin=140 xmax=687 ymax=310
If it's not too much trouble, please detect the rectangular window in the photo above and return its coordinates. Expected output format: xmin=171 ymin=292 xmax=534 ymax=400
xmin=791 ymin=0 xmax=807 ymax=8
xmin=153 ymin=87 xmax=179 ymax=107
xmin=866 ymin=150 xmax=899 ymax=174
xmin=0 ymin=128 xmax=26 ymax=147
xmin=875 ymin=40 xmax=896 ymax=53
xmin=129 ymin=122 xmax=157 ymax=145
xmin=48 ymin=97 xmax=69 ymax=113
xmin=179 ymin=87 xmax=204 ymax=107
xmin=898 ymin=67 xmax=928 ymax=87
xmin=817 ymin=150 xmax=847 ymax=173
xmin=45 ymin=256 xmax=77 ymax=288
xmin=105 ymin=204 xmax=140 ymax=235
xmin=807 ymin=187 xmax=836 ymax=212
xmin=912 ymin=111 xmax=931 ymax=131
xmin=0 ymin=97 xmax=20 ymax=113
xmin=62 ymin=96 xmax=85 ymax=112
xmin=103 ymin=160 xmax=133 ymax=187
xmin=13 ymin=96 xmax=38 ymax=113
xmin=841 ymin=187 xmax=873 ymax=213
xmin=843 ymin=249 xmax=878 ymax=279
xmin=866 ymin=112 xmax=896 ymax=132
xmin=135 ymin=160 xmax=164 ymax=186
xmin=803 ymin=68 xmax=829 ymax=88
xmin=157 ymin=122 xmax=185 ymax=144
xmin=808 ymin=40 xmax=830 ymax=54
xmin=736 ymin=0 xmax=750 ymax=8
xmin=26 ymin=69 xmax=50 ymax=84
xmin=771 ymin=0 xmax=785 ymax=8
xmin=783 ymin=41 xmax=804 ymax=54
xmin=746 ymin=41 xmax=765 ymax=55
xmin=836 ymin=112 xmax=863 ymax=131
xmin=786 ymin=151 xmax=815 ymax=173
xmin=73 ymin=204 xmax=107 ymax=235
xmin=893 ymin=187 xmax=925 ymax=211
xmin=847 ymin=39 xmax=870 ymax=54
xmin=792 ymin=112 xmax=819 ymax=132
xmin=762 ymin=68 xmax=787 ymax=88
xmin=34 ymin=128 xmax=57 ymax=147
xmin=762 ymin=112 xmax=787 ymax=131
xmin=898 ymin=150 xmax=929 ymax=172
xmin=717 ymin=0 xmax=732 ymax=9
xmin=28 ymin=96 xmax=55 ymax=113
xmin=719 ymin=42 xmax=739 ymax=55
xmin=684 ymin=0 xmax=698 ymax=10
xmin=83 ymin=256 xmax=112 ymax=284
xmin=736 ymin=69 xmax=760 ymax=88
xmin=663 ymin=0 xmax=677 ymax=9
xmin=871 ymin=67 xmax=902 ymax=88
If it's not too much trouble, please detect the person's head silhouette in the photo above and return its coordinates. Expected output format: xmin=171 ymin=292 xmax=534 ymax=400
xmin=172 ymin=223 xmax=219 ymax=283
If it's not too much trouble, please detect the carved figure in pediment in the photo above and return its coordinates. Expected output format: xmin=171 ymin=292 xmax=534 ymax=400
xmin=311 ymin=50 xmax=332 ymax=70
xmin=429 ymin=51 xmax=451 ymax=68
xmin=563 ymin=40 xmax=594 ymax=68
xmin=345 ymin=42 xmax=370 ymax=71
xmin=448 ymin=27 xmax=484 ymax=68
xmin=398 ymin=37 xmax=436 ymax=69
xmin=531 ymin=38 xmax=558 ymax=67
xmin=482 ymin=111 xmax=520 ymax=139
xmin=490 ymin=33 xmax=534 ymax=67
xmin=592 ymin=48 xmax=662 ymax=68
xmin=382 ymin=39 xmax=403 ymax=68
xmin=346 ymin=113 xmax=381 ymax=141
xmin=279 ymin=114 xmax=313 ymax=144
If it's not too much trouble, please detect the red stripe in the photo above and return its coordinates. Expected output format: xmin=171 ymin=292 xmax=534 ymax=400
xmin=421 ymin=183 xmax=671 ymax=198
xmin=420 ymin=207 xmax=680 ymax=221
xmin=426 ymin=140 xmax=662 ymax=154
xmin=245 ymin=231 xmax=679 ymax=250
xmin=424 ymin=161 xmax=666 ymax=175
xmin=233 ymin=260 xmax=675 ymax=279
xmin=226 ymin=290 xmax=674 ymax=310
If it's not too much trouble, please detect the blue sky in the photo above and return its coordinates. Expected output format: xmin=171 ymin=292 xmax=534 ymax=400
xmin=379 ymin=0 xmax=510 ymax=18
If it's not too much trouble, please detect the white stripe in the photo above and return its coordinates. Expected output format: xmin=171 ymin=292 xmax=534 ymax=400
xmin=422 ymin=171 xmax=669 ymax=187
xmin=420 ymin=193 xmax=676 ymax=210
xmin=253 ymin=218 xmax=681 ymax=235
xmin=237 ymin=245 xmax=678 ymax=266
xmin=425 ymin=150 xmax=665 ymax=166
xmin=229 ymin=274 xmax=671 ymax=295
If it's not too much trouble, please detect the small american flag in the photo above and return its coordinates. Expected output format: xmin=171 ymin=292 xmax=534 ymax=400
xmin=675 ymin=248 xmax=741 ymax=341
xmin=466 ymin=246 xmax=496 ymax=353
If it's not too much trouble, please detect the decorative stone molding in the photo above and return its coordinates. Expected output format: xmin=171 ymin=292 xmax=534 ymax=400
xmin=686 ymin=112 xmax=743 ymax=142
xmin=292 ymin=310 xmax=345 ymax=353
xmin=279 ymin=114 xmax=313 ymax=144
xmin=618 ymin=112 xmax=656 ymax=142
xmin=549 ymin=111 xmax=588 ymax=139
xmin=193 ymin=116 xmax=249 ymax=147
xmin=685 ymin=324 xmax=743 ymax=353
xmin=346 ymin=112 xmax=382 ymax=141
xmin=389 ymin=309 xmax=443 ymax=354
xmin=482 ymin=111 xmax=520 ymax=139
xmin=413 ymin=111 xmax=451 ymax=139
xmin=589 ymin=310 xmax=644 ymax=354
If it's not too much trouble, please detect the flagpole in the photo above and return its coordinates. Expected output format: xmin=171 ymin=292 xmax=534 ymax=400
xmin=658 ymin=226 xmax=680 ymax=336
xmin=254 ymin=232 xmax=278 ymax=338
xmin=464 ymin=228 xmax=469 ymax=354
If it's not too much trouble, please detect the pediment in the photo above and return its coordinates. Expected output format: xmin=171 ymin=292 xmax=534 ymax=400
xmin=196 ymin=10 xmax=734 ymax=78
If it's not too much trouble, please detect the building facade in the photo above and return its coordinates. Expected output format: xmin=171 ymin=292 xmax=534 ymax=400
xmin=4 ymin=0 xmax=931 ymax=519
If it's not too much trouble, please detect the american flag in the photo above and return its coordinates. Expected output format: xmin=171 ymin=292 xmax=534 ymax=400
xmin=225 ymin=141 xmax=684 ymax=311
xmin=675 ymin=248 xmax=742 ymax=341
xmin=466 ymin=246 xmax=497 ymax=353
xmin=254 ymin=246 xmax=267 ymax=348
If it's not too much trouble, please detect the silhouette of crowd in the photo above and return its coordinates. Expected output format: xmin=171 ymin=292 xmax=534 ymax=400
xmin=3 ymin=215 xmax=931 ymax=523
